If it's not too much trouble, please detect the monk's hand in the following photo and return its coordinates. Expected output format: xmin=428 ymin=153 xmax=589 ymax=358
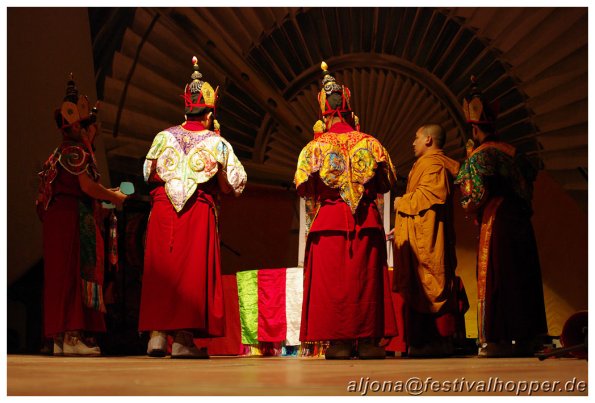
xmin=386 ymin=228 xmax=395 ymax=241
xmin=393 ymin=197 xmax=402 ymax=211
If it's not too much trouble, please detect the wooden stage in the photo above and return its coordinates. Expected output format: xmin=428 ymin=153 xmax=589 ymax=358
xmin=7 ymin=354 xmax=587 ymax=396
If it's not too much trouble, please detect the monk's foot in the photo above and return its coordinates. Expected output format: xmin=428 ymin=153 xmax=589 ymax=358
xmin=325 ymin=340 xmax=354 ymax=360
xmin=357 ymin=338 xmax=386 ymax=359
xmin=408 ymin=338 xmax=454 ymax=358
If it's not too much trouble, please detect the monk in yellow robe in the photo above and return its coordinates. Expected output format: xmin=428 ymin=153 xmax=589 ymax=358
xmin=393 ymin=123 xmax=462 ymax=357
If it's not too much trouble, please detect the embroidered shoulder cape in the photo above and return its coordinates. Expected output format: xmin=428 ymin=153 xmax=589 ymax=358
xmin=37 ymin=142 xmax=99 ymax=211
xmin=455 ymin=141 xmax=534 ymax=212
xmin=294 ymin=130 xmax=396 ymax=214
xmin=144 ymin=125 xmax=247 ymax=212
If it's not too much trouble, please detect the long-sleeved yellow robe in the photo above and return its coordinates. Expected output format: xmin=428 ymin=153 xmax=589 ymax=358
xmin=393 ymin=149 xmax=460 ymax=314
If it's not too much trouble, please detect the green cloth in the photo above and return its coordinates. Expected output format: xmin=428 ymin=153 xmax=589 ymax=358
xmin=236 ymin=270 xmax=259 ymax=344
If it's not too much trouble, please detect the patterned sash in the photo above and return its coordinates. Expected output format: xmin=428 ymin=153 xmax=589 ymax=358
xmin=79 ymin=200 xmax=106 ymax=313
xmin=476 ymin=196 xmax=504 ymax=344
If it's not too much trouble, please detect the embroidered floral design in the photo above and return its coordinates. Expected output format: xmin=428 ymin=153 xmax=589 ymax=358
xmin=37 ymin=143 xmax=98 ymax=211
xmin=145 ymin=126 xmax=247 ymax=212
xmin=294 ymin=131 xmax=396 ymax=214
xmin=455 ymin=143 xmax=534 ymax=211
xmin=170 ymin=125 xmax=213 ymax=153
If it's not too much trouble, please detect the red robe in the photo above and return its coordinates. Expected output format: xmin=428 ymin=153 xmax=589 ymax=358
xmin=296 ymin=122 xmax=397 ymax=341
xmin=138 ymin=182 xmax=224 ymax=336
xmin=38 ymin=142 xmax=106 ymax=337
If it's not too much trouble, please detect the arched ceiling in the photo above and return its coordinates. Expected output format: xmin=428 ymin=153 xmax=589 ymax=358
xmin=92 ymin=7 xmax=587 ymax=208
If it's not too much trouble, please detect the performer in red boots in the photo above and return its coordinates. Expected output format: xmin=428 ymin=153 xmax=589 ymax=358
xmin=139 ymin=56 xmax=247 ymax=359
xmin=37 ymin=74 xmax=127 ymax=356
xmin=295 ymin=62 xmax=398 ymax=359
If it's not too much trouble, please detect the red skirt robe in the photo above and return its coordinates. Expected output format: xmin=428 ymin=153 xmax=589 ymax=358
xmin=138 ymin=180 xmax=225 ymax=337
xmin=299 ymin=175 xmax=397 ymax=341
xmin=42 ymin=169 xmax=105 ymax=337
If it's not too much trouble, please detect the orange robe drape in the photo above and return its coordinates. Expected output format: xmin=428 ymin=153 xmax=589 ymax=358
xmin=393 ymin=149 xmax=460 ymax=314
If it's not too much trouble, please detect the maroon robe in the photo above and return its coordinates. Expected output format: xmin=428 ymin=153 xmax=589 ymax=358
xmin=40 ymin=143 xmax=106 ymax=337
xmin=455 ymin=139 xmax=547 ymax=344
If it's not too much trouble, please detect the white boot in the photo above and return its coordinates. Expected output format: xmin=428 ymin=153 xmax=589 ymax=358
xmin=53 ymin=334 xmax=64 ymax=356
xmin=147 ymin=331 xmax=168 ymax=357
xmin=172 ymin=330 xmax=209 ymax=359
xmin=63 ymin=331 xmax=101 ymax=357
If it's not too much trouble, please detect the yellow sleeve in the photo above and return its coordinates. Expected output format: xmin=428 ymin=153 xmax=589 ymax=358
xmin=397 ymin=162 xmax=449 ymax=216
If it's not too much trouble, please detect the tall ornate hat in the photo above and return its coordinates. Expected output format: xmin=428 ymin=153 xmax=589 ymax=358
xmin=462 ymin=75 xmax=499 ymax=125
xmin=55 ymin=73 xmax=97 ymax=129
xmin=183 ymin=56 xmax=218 ymax=116
xmin=317 ymin=61 xmax=352 ymax=118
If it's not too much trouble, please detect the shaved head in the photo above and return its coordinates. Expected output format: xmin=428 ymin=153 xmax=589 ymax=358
xmin=420 ymin=123 xmax=446 ymax=149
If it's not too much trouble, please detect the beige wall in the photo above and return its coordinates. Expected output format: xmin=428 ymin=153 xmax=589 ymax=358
xmin=8 ymin=8 xmax=110 ymax=285
xmin=451 ymin=188 xmax=480 ymax=338
xmin=532 ymin=171 xmax=588 ymax=336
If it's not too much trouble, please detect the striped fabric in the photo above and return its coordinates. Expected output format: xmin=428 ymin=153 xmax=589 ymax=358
xmin=236 ymin=268 xmax=303 ymax=346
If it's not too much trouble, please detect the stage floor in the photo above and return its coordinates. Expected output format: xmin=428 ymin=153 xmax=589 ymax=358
xmin=7 ymin=354 xmax=588 ymax=396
